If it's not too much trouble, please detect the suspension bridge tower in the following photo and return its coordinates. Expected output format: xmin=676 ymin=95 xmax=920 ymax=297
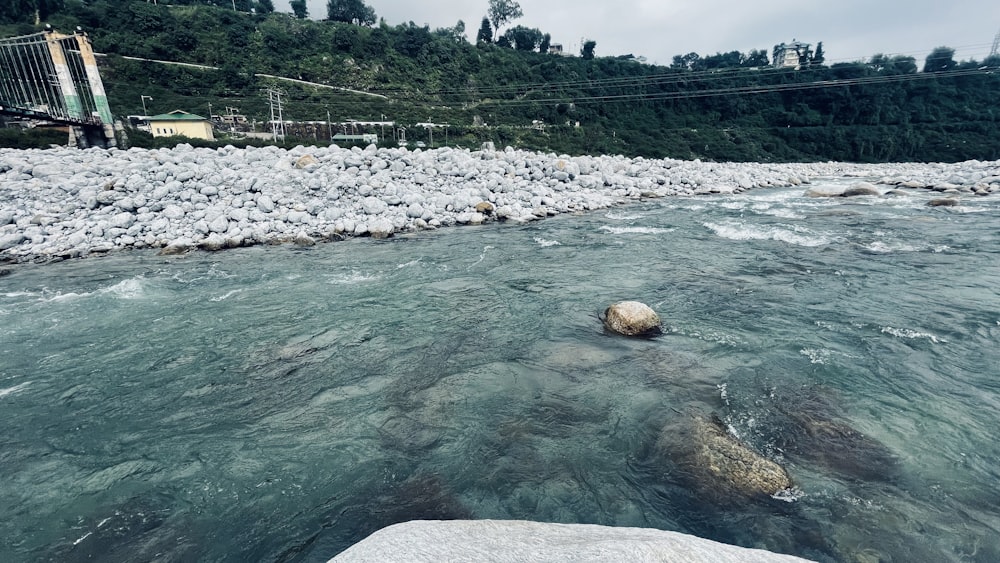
xmin=0 ymin=27 xmax=117 ymax=148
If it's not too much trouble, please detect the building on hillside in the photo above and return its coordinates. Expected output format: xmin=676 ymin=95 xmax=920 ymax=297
xmin=548 ymin=43 xmax=564 ymax=55
xmin=148 ymin=110 xmax=215 ymax=141
xmin=772 ymin=40 xmax=811 ymax=69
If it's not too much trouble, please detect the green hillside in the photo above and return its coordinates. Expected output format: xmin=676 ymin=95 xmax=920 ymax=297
xmin=2 ymin=0 xmax=999 ymax=161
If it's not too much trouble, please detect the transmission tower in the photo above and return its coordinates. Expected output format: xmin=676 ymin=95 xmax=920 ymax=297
xmin=991 ymin=29 xmax=1000 ymax=57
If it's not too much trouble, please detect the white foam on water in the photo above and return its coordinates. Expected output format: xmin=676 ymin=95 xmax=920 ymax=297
xmin=396 ymin=259 xmax=422 ymax=269
xmin=772 ymin=487 xmax=805 ymax=503
xmin=953 ymin=206 xmax=989 ymax=214
xmin=0 ymin=381 xmax=31 ymax=398
xmin=72 ymin=531 xmax=92 ymax=546
xmin=880 ymin=326 xmax=944 ymax=344
xmin=754 ymin=206 xmax=805 ymax=219
xmin=669 ymin=327 xmax=744 ymax=346
xmin=599 ymin=226 xmax=674 ymax=235
xmin=41 ymin=290 xmax=89 ymax=303
xmin=327 ymin=271 xmax=380 ymax=285
xmin=863 ymin=241 xmax=925 ymax=254
xmin=842 ymin=496 xmax=885 ymax=511
xmin=469 ymin=245 xmax=494 ymax=268
xmin=800 ymin=348 xmax=832 ymax=364
xmin=703 ymin=221 xmax=833 ymax=247
xmin=2 ymin=292 xmax=37 ymax=298
xmin=37 ymin=277 xmax=148 ymax=303
xmin=533 ymin=237 xmax=561 ymax=247
xmin=100 ymin=277 xmax=145 ymax=299
xmin=210 ymin=289 xmax=245 ymax=302
xmin=717 ymin=383 xmax=729 ymax=406
xmin=604 ymin=211 xmax=644 ymax=220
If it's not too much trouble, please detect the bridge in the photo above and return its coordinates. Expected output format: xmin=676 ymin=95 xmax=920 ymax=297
xmin=0 ymin=29 xmax=116 ymax=148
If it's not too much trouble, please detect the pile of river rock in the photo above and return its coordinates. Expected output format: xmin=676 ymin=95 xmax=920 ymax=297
xmin=1 ymin=142 xmax=998 ymax=263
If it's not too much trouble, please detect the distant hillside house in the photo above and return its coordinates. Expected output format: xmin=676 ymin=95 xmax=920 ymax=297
xmin=548 ymin=43 xmax=564 ymax=55
xmin=772 ymin=40 xmax=811 ymax=69
xmin=148 ymin=110 xmax=215 ymax=141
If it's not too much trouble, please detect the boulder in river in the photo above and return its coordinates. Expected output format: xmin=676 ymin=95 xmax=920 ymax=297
xmin=841 ymin=183 xmax=881 ymax=197
xmin=601 ymin=301 xmax=662 ymax=337
xmin=657 ymin=414 xmax=793 ymax=499
xmin=927 ymin=198 xmax=959 ymax=207
xmin=804 ymin=186 xmax=844 ymax=198
xmin=330 ymin=520 xmax=815 ymax=562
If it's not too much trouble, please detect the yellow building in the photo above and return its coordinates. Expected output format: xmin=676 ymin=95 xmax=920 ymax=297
xmin=148 ymin=110 xmax=215 ymax=141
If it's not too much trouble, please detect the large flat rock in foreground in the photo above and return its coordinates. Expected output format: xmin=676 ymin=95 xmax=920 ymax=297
xmin=329 ymin=520 xmax=814 ymax=562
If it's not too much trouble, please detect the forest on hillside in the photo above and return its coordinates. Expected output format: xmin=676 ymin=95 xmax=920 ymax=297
xmin=2 ymin=0 xmax=999 ymax=162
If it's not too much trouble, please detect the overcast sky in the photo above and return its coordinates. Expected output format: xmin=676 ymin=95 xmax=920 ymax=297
xmin=289 ymin=0 xmax=1000 ymax=66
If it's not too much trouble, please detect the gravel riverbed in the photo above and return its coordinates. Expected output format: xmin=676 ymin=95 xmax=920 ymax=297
xmin=1 ymin=143 xmax=997 ymax=264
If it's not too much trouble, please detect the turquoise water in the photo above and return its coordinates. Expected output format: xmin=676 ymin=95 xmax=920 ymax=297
xmin=2 ymin=183 xmax=999 ymax=562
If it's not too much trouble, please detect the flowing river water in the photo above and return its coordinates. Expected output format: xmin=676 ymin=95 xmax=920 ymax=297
xmin=2 ymin=182 xmax=999 ymax=562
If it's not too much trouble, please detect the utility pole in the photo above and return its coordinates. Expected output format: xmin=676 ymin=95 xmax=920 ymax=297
xmin=327 ymin=108 xmax=332 ymax=142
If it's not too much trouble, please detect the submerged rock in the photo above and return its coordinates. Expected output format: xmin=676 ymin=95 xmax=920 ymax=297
xmin=657 ymin=414 xmax=793 ymax=499
xmin=721 ymin=383 xmax=900 ymax=483
xmin=804 ymin=186 xmax=844 ymax=198
xmin=927 ymin=198 xmax=959 ymax=207
xmin=602 ymin=301 xmax=662 ymax=337
xmin=769 ymin=391 xmax=899 ymax=482
xmin=841 ymin=183 xmax=881 ymax=197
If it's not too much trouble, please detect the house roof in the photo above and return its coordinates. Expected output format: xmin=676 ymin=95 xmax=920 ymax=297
xmin=148 ymin=110 xmax=208 ymax=122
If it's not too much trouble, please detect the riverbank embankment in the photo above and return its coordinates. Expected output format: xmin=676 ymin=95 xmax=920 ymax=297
xmin=1 ymin=144 xmax=997 ymax=264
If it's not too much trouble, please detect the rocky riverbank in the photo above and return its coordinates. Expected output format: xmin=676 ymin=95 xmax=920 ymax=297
xmin=1 ymin=143 xmax=998 ymax=264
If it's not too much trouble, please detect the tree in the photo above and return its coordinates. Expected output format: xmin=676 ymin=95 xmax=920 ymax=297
xmin=289 ymin=0 xmax=307 ymax=19
xmin=811 ymin=41 xmax=825 ymax=66
xmin=503 ymin=25 xmax=543 ymax=51
xmin=581 ymin=39 xmax=596 ymax=60
xmin=743 ymin=49 xmax=769 ymax=67
xmin=539 ymin=33 xmax=551 ymax=54
xmin=327 ymin=0 xmax=376 ymax=26
xmin=0 ymin=0 xmax=64 ymax=24
xmin=891 ymin=55 xmax=918 ymax=74
xmin=487 ymin=0 xmax=522 ymax=41
xmin=256 ymin=0 xmax=275 ymax=14
xmin=923 ymin=46 xmax=956 ymax=72
xmin=476 ymin=17 xmax=492 ymax=44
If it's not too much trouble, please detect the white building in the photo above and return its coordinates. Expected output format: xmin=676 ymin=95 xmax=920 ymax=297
xmin=772 ymin=40 xmax=811 ymax=69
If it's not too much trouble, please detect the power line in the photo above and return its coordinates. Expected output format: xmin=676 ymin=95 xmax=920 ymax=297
xmin=474 ymin=67 xmax=997 ymax=108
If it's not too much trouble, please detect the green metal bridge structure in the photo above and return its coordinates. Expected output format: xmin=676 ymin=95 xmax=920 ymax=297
xmin=0 ymin=28 xmax=116 ymax=148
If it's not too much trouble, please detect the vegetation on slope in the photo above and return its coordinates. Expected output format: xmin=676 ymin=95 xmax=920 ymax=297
xmin=1 ymin=0 xmax=999 ymax=161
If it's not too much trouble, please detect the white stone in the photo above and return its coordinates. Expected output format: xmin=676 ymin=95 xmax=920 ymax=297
xmin=328 ymin=520 xmax=813 ymax=563
xmin=110 ymin=212 xmax=135 ymax=229
xmin=362 ymin=197 xmax=388 ymax=215
xmin=257 ymin=195 xmax=275 ymax=213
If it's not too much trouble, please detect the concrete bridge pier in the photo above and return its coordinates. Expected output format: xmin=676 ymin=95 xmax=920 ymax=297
xmin=68 ymin=124 xmax=117 ymax=149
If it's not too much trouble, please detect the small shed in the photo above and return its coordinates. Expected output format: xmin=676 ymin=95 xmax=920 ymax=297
xmin=148 ymin=110 xmax=215 ymax=141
